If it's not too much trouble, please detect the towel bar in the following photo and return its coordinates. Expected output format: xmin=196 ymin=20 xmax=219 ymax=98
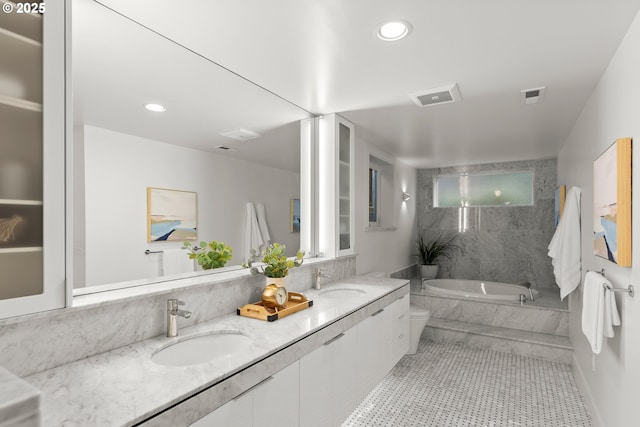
xmin=144 ymin=249 xmax=163 ymax=255
xmin=603 ymin=283 xmax=634 ymax=298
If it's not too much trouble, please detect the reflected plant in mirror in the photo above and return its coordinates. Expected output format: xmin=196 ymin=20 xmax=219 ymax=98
xmin=243 ymin=243 xmax=304 ymax=278
xmin=183 ymin=241 xmax=233 ymax=270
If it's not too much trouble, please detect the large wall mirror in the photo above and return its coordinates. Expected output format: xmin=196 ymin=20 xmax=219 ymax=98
xmin=73 ymin=0 xmax=311 ymax=292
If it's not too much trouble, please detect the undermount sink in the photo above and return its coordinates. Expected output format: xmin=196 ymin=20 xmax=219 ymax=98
xmin=319 ymin=288 xmax=367 ymax=299
xmin=152 ymin=331 xmax=252 ymax=367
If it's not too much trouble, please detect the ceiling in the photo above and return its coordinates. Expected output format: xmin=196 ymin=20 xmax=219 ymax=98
xmin=80 ymin=0 xmax=640 ymax=169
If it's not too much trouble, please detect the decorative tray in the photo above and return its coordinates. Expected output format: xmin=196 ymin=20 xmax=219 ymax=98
xmin=237 ymin=292 xmax=313 ymax=322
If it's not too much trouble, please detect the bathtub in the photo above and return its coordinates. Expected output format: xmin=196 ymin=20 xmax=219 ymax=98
xmin=422 ymin=279 xmax=538 ymax=303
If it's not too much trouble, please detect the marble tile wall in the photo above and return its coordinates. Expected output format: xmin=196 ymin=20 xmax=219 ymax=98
xmin=417 ymin=159 xmax=557 ymax=288
xmin=0 ymin=256 xmax=356 ymax=378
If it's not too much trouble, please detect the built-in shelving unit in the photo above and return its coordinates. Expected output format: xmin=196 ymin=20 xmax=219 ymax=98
xmin=0 ymin=1 xmax=44 ymax=300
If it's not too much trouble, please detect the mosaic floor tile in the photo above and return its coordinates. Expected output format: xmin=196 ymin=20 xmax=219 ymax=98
xmin=342 ymin=340 xmax=591 ymax=427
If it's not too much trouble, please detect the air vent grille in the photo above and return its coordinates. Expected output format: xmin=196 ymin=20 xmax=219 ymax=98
xmin=521 ymin=86 xmax=546 ymax=105
xmin=408 ymin=83 xmax=461 ymax=108
xmin=220 ymin=128 xmax=261 ymax=141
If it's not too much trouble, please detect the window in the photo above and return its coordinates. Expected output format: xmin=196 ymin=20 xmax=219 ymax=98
xmin=368 ymin=154 xmax=394 ymax=227
xmin=434 ymin=171 xmax=534 ymax=207
xmin=369 ymin=167 xmax=379 ymax=224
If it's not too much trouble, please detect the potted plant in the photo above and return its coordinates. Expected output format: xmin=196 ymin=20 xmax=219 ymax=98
xmin=182 ymin=240 xmax=233 ymax=270
xmin=416 ymin=233 xmax=462 ymax=279
xmin=243 ymin=242 xmax=304 ymax=287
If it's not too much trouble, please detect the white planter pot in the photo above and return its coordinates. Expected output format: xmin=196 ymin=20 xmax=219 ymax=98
xmin=266 ymin=276 xmax=287 ymax=288
xmin=420 ymin=265 xmax=439 ymax=280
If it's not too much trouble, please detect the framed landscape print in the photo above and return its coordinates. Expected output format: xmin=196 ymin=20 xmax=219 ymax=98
xmin=593 ymin=137 xmax=632 ymax=266
xmin=147 ymin=188 xmax=197 ymax=242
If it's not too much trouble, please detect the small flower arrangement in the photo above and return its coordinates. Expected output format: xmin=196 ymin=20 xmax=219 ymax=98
xmin=182 ymin=240 xmax=233 ymax=270
xmin=243 ymin=242 xmax=304 ymax=278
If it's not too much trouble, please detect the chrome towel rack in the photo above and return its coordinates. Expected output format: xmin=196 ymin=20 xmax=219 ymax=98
xmin=145 ymin=249 xmax=163 ymax=255
xmin=587 ymin=268 xmax=634 ymax=298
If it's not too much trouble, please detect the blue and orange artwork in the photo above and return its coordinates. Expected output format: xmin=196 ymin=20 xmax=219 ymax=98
xmin=147 ymin=188 xmax=197 ymax=242
xmin=593 ymin=143 xmax=619 ymax=263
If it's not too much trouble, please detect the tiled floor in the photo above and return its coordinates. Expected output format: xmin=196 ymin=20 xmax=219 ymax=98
xmin=343 ymin=341 xmax=591 ymax=427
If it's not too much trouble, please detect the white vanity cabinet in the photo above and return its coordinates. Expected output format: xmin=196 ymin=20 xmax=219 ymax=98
xmin=388 ymin=293 xmax=410 ymax=369
xmin=299 ymin=328 xmax=358 ymax=427
xmin=191 ymin=361 xmax=300 ymax=427
xmin=318 ymin=113 xmax=355 ymax=258
xmin=356 ymin=306 xmax=392 ymax=402
xmin=0 ymin=0 xmax=66 ymax=319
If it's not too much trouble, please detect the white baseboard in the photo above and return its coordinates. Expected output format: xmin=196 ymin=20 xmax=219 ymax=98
xmin=572 ymin=354 xmax=604 ymax=427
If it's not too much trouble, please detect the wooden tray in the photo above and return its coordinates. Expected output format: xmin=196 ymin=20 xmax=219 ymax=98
xmin=237 ymin=292 xmax=313 ymax=322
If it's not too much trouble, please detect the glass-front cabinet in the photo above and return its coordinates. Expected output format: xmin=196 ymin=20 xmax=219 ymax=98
xmin=0 ymin=1 xmax=66 ymax=319
xmin=319 ymin=114 xmax=355 ymax=257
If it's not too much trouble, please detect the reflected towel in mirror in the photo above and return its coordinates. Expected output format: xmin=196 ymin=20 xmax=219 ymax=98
xmin=245 ymin=202 xmax=264 ymax=257
xmin=162 ymin=249 xmax=194 ymax=276
xmin=255 ymin=202 xmax=271 ymax=250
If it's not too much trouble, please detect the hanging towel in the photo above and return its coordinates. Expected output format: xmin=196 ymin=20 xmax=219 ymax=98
xmin=245 ymin=202 xmax=263 ymax=258
xmin=581 ymin=271 xmax=621 ymax=354
xmin=547 ymin=186 xmax=582 ymax=300
xmin=255 ymin=202 xmax=271 ymax=250
xmin=162 ymin=249 xmax=194 ymax=276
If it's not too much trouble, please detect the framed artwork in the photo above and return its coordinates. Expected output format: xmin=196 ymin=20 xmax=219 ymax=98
xmin=290 ymin=198 xmax=300 ymax=233
xmin=147 ymin=188 xmax=197 ymax=242
xmin=554 ymin=185 xmax=566 ymax=227
xmin=593 ymin=137 xmax=632 ymax=266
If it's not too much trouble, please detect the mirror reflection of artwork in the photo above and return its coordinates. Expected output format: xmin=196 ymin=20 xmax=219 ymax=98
xmin=593 ymin=138 xmax=632 ymax=266
xmin=147 ymin=188 xmax=197 ymax=242
xmin=290 ymin=198 xmax=300 ymax=233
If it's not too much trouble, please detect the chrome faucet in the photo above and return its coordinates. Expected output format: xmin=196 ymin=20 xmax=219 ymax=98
xmin=523 ymin=282 xmax=535 ymax=302
xmin=314 ymin=268 xmax=331 ymax=290
xmin=167 ymin=299 xmax=192 ymax=337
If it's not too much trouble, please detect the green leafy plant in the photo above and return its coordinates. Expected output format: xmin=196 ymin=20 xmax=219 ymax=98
xmin=416 ymin=233 xmax=463 ymax=265
xmin=243 ymin=242 xmax=304 ymax=278
xmin=183 ymin=240 xmax=233 ymax=270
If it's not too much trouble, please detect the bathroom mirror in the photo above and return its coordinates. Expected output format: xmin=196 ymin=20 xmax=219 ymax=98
xmin=72 ymin=0 xmax=311 ymax=290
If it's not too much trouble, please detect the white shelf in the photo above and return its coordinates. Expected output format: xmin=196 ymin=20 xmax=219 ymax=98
xmin=0 ymin=199 xmax=43 ymax=206
xmin=0 ymin=93 xmax=42 ymax=112
xmin=0 ymin=25 xmax=41 ymax=47
xmin=0 ymin=247 xmax=42 ymax=254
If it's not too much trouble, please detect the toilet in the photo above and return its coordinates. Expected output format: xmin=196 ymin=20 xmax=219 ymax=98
xmin=408 ymin=306 xmax=430 ymax=354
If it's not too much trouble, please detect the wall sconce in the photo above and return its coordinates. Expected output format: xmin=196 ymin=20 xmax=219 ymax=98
xmin=402 ymin=192 xmax=411 ymax=202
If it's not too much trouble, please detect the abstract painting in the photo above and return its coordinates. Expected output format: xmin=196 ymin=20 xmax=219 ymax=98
xmin=147 ymin=188 xmax=197 ymax=242
xmin=554 ymin=185 xmax=566 ymax=227
xmin=290 ymin=198 xmax=300 ymax=233
xmin=593 ymin=138 xmax=632 ymax=266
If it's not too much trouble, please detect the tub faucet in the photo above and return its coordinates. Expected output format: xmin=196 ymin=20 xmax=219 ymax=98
xmin=314 ymin=268 xmax=331 ymax=290
xmin=523 ymin=282 xmax=535 ymax=302
xmin=167 ymin=299 xmax=192 ymax=337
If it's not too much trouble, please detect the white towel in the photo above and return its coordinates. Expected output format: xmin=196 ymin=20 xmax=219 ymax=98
xmin=255 ymin=202 xmax=271 ymax=250
xmin=162 ymin=249 xmax=194 ymax=276
xmin=581 ymin=271 xmax=621 ymax=354
xmin=245 ymin=202 xmax=263 ymax=258
xmin=547 ymin=186 xmax=582 ymax=300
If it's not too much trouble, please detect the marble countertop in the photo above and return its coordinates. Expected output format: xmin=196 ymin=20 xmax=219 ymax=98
xmin=24 ymin=276 xmax=408 ymax=426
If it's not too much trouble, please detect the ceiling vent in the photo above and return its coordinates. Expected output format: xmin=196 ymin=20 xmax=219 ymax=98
xmin=521 ymin=86 xmax=546 ymax=105
xmin=408 ymin=83 xmax=462 ymax=108
xmin=220 ymin=128 xmax=261 ymax=141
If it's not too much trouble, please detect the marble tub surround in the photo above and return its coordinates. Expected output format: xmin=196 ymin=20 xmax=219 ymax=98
xmin=0 ymin=256 xmax=355 ymax=378
xmin=23 ymin=277 xmax=408 ymax=426
xmin=0 ymin=367 xmax=39 ymax=427
xmin=416 ymin=158 xmax=557 ymax=288
xmin=411 ymin=281 xmax=569 ymax=336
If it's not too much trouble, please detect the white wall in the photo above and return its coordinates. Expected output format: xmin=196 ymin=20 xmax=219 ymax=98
xmin=81 ymin=125 xmax=299 ymax=286
xmin=558 ymin=10 xmax=640 ymax=427
xmin=354 ymin=135 xmax=417 ymax=275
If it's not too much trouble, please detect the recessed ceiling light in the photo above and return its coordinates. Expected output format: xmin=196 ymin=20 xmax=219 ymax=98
xmin=144 ymin=103 xmax=166 ymax=112
xmin=377 ymin=20 xmax=412 ymax=41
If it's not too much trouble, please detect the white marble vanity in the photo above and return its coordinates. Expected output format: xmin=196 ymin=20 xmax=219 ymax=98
xmin=20 ymin=275 xmax=409 ymax=426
